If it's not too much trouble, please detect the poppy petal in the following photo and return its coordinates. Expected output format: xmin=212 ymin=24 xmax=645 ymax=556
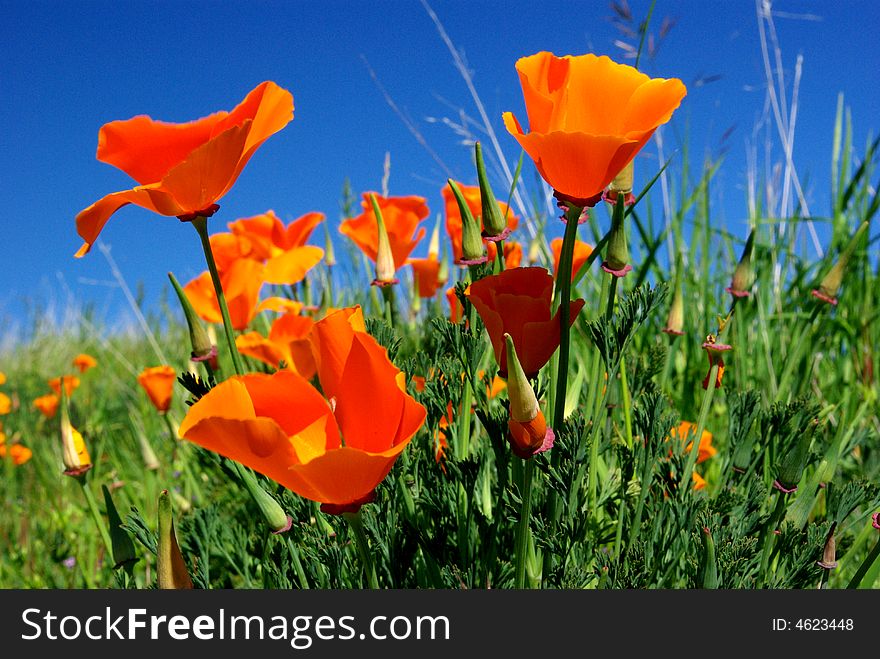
xmin=263 ymin=245 xmax=324 ymax=285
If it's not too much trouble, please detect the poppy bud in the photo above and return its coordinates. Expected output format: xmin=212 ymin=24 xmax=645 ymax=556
xmin=817 ymin=524 xmax=838 ymax=570
xmin=701 ymin=336 xmax=732 ymax=389
xmin=60 ymin=388 xmax=91 ymax=478
xmin=368 ymin=193 xmax=398 ymax=286
xmin=604 ymin=161 xmax=636 ymax=206
xmin=448 ymin=179 xmax=487 ymax=265
xmin=428 ymin=214 xmax=442 ymax=261
xmin=812 ymin=220 xmax=869 ymax=305
xmin=601 ymin=193 xmax=632 ymax=277
xmin=475 ymin=142 xmax=511 ymax=241
xmin=437 ymin=241 xmax=450 ymax=287
xmin=527 ymin=238 xmax=541 ymax=266
xmin=774 ymin=424 xmax=815 ymax=493
xmin=504 ymin=334 xmax=554 ymax=459
xmin=662 ymin=278 xmax=685 ymax=336
xmin=168 ymin=271 xmax=217 ymax=365
xmin=872 ymin=512 xmax=879 ymax=530
xmin=102 ymin=485 xmax=138 ymax=571
xmin=726 ymin=230 xmax=755 ymax=298
xmin=322 ymin=221 xmax=336 ymax=267
xmin=699 ymin=526 xmax=719 ymax=588
xmin=157 ymin=490 xmax=194 ymax=589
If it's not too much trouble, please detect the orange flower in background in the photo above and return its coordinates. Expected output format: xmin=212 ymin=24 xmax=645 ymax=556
xmin=49 ymin=376 xmax=80 ymax=398
xmin=443 ymin=182 xmax=520 ymax=263
xmin=467 ymin=267 xmax=585 ymax=378
xmin=0 ymin=440 xmax=32 ymax=466
xmin=74 ymin=81 xmax=294 ymax=257
xmin=137 ymin=366 xmax=177 ymax=414
xmin=669 ymin=421 xmax=717 ymax=464
xmin=184 ymin=258 xmax=266 ymax=331
xmin=486 ymin=240 xmax=523 ymax=269
xmin=701 ymin=336 xmax=732 ymax=390
xmin=227 ymin=210 xmax=325 ymax=285
xmin=33 ymin=394 xmax=60 ymax=419
xmin=0 ymin=393 xmax=10 ymax=415
xmin=551 ymin=237 xmax=594 ymax=282
xmin=237 ymin=312 xmax=317 ymax=379
xmin=446 ymin=286 xmax=464 ymax=324
xmin=72 ymin=353 xmax=98 ymax=373
xmin=692 ymin=472 xmax=707 ymax=491
xmin=0 ymin=372 xmax=6 ymax=385
xmin=180 ymin=307 xmax=426 ymax=512
xmin=339 ymin=193 xmax=429 ymax=272
xmin=409 ymin=256 xmax=443 ymax=298
xmin=503 ymin=52 xmax=686 ymax=206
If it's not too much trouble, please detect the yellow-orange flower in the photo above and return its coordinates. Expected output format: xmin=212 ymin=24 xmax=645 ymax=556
xmin=669 ymin=421 xmax=717 ymax=464
xmin=184 ymin=258 xmax=266 ymax=331
xmin=0 ymin=439 xmax=32 ymax=466
xmin=75 ymin=81 xmax=294 ymax=257
xmin=236 ymin=312 xmax=317 ymax=379
xmin=446 ymin=286 xmax=464 ymax=324
xmin=137 ymin=366 xmax=177 ymax=414
xmin=0 ymin=392 xmax=10 ymax=415
xmin=339 ymin=193 xmax=429 ymax=274
xmin=179 ymin=307 xmax=426 ymax=512
xmin=551 ymin=237 xmax=593 ymax=282
xmin=72 ymin=353 xmax=98 ymax=373
xmin=503 ymin=52 xmax=686 ymax=206
xmin=467 ymin=267 xmax=585 ymax=378
xmin=33 ymin=394 xmax=60 ymax=419
xmin=443 ymin=182 xmax=519 ymax=263
xmin=49 ymin=376 xmax=80 ymax=398
xmin=486 ymin=240 xmax=523 ymax=269
xmin=409 ymin=256 xmax=444 ymax=298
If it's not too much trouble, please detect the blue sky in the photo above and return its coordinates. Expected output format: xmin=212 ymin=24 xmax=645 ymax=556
xmin=1 ymin=0 xmax=877 ymax=337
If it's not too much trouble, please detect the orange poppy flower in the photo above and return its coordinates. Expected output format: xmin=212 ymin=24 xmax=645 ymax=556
xmin=503 ymin=52 xmax=687 ymax=206
xmin=49 ymin=375 xmax=80 ymax=397
xmin=486 ymin=240 xmax=524 ymax=269
xmin=33 ymin=394 xmax=60 ymax=419
xmin=701 ymin=337 xmax=732 ymax=390
xmin=692 ymin=472 xmax=707 ymax=491
xmin=446 ymin=286 xmax=464 ymax=324
xmin=669 ymin=421 xmax=717 ymax=465
xmin=443 ymin=182 xmax=520 ymax=263
xmin=467 ymin=267 xmax=585 ymax=378
xmin=409 ymin=256 xmax=443 ymax=298
xmin=227 ymin=210 xmax=325 ymax=285
xmin=0 ymin=372 xmax=6 ymax=385
xmin=0 ymin=440 xmax=32 ymax=466
xmin=236 ymin=312 xmax=316 ymax=378
xmin=137 ymin=366 xmax=177 ymax=414
xmin=72 ymin=353 xmax=98 ymax=373
xmin=184 ymin=258 xmax=266 ymax=331
xmin=339 ymin=193 xmax=429 ymax=274
xmin=74 ymin=81 xmax=294 ymax=257
xmin=551 ymin=237 xmax=593 ymax=282
xmin=61 ymin=419 xmax=91 ymax=477
xmin=0 ymin=393 xmax=10 ymax=415
xmin=179 ymin=307 xmax=426 ymax=512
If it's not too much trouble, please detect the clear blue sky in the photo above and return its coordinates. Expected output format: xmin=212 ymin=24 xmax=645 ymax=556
xmin=1 ymin=0 xmax=877 ymax=337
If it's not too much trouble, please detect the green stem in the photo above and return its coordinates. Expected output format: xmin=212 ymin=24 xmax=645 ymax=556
xmin=380 ymin=284 xmax=398 ymax=328
xmin=514 ymin=458 xmax=535 ymax=589
xmin=191 ymin=216 xmax=244 ymax=376
xmin=343 ymin=511 xmax=379 ymax=589
xmin=774 ymin=304 xmax=822 ymax=402
xmin=588 ymin=272 xmax=616 ymax=511
xmin=846 ymin=536 xmax=880 ymax=589
xmin=285 ymin=536 xmax=311 ymax=590
xmin=759 ymin=492 xmax=789 ymax=584
xmin=77 ymin=477 xmax=114 ymax=561
xmin=551 ymin=205 xmax=583 ymax=429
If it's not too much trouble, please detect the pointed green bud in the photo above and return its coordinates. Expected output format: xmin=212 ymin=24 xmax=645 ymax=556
xmin=368 ymin=193 xmax=398 ymax=286
xmin=234 ymin=462 xmax=292 ymax=534
xmin=601 ymin=193 xmax=632 ymax=277
xmin=662 ymin=275 xmax=685 ymax=336
xmin=505 ymin=334 xmax=539 ymax=423
xmin=609 ymin=161 xmax=634 ymax=196
xmin=102 ymin=485 xmax=138 ymax=570
xmin=168 ymin=271 xmax=217 ymax=364
xmin=447 ymin=179 xmax=486 ymax=265
xmin=475 ymin=142 xmax=509 ymax=240
xmin=437 ymin=238 xmax=450 ymax=285
xmin=699 ymin=526 xmax=719 ymax=589
xmin=322 ymin=220 xmax=336 ymax=267
xmin=726 ymin=230 xmax=755 ymax=298
xmin=774 ymin=424 xmax=815 ymax=493
xmin=428 ymin=214 xmax=442 ymax=260
xmin=812 ymin=220 xmax=869 ymax=305
xmin=157 ymin=489 xmax=193 ymax=589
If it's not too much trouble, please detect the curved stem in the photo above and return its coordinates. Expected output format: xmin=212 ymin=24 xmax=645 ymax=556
xmin=551 ymin=204 xmax=582 ymax=429
xmin=344 ymin=511 xmax=379 ymax=589
xmin=191 ymin=216 xmax=244 ymax=376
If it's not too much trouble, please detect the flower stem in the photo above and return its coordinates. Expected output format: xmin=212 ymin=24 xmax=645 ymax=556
xmin=588 ymin=272 xmax=615 ymax=511
xmin=514 ymin=458 xmax=535 ymax=589
xmin=551 ymin=204 xmax=583 ymax=429
xmin=191 ymin=215 xmax=244 ymax=376
xmin=77 ymin=477 xmax=114 ymax=561
xmin=774 ymin=304 xmax=822 ymax=402
xmin=846 ymin=536 xmax=880 ymax=589
xmin=284 ymin=536 xmax=311 ymax=590
xmin=380 ymin=284 xmax=398 ymax=328
xmin=343 ymin=510 xmax=379 ymax=589
xmin=759 ymin=492 xmax=789 ymax=585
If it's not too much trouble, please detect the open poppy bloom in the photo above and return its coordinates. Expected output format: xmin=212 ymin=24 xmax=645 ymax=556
xmin=0 ymin=393 xmax=10 ymax=415
xmin=226 ymin=210 xmax=325 ymax=285
xmin=49 ymin=376 xmax=80 ymax=398
xmin=503 ymin=52 xmax=686 ymax=207
xmin=137 ymin=365 xmax=177 ymax=414
xmin=0 ymin=431 xmax=32 ymax=466
xmin=551 ymin=237 xmax=593 ymax=282
xmin=236 ymin=312 xmax=317 ymax=378
xmin=179 ymin=307 xmax=426 ymax=513
xmin=33 ymin=394 xmax=60 ymax=419
xmin=669 ymin=421 xmax=717 ymax=464
xmin=184 ymin=258 xmax=266 ymax=331
xmin=339 ymin=193 xmax=429 ymax=277
xmin=467 ymin=267 xmax=585 ymax=378
xmin=75 ymin=81 xmax=294 ymax=257
xmin=72 ymin=353 xmax=98 ymax=373
xmin=486 ymin=240 xmax=523 ymax=269
xmin=446 ymin=286 xmax=464 ymax=324
xmin=443 ymin=182 xmax=519 ymax=264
